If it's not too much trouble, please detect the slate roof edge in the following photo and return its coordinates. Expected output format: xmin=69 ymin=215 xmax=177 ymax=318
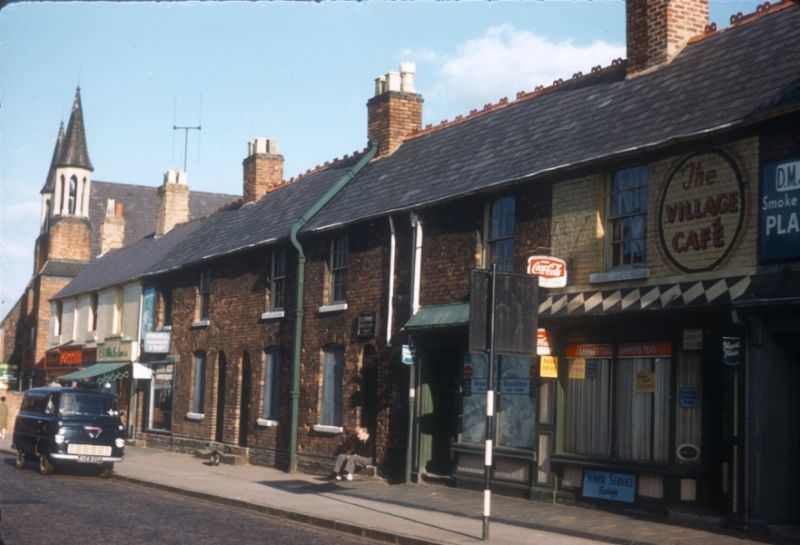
xmin=309 ymin=104 xmax=800 ymax=234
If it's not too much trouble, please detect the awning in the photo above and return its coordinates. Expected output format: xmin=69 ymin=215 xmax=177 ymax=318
xmin=58 ymin=362 xmax=130 ymax=383
xmin=404 ymin=303 xmax=469 ymax=330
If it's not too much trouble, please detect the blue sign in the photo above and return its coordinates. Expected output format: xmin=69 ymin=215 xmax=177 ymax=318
xmin=760 ymin=158 xmax=800 ymax=261
xmin=401 ymin=344 xmax=414 ymax=365
xmin=141 ymin=287 xmax=156 ymax=340
xmin=679 ymin=386 xmax=698 ymax=409
xmin=582 ymin=470 xmax=636 ymax=503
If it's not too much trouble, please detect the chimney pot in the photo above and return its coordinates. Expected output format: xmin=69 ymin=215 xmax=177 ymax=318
xmin=243 ymin=137 xmax=284 ymax=202
xmin=115 ymin=201 xmax=124 ymax=217
xmin=374 ymin=76 xmax=386 ymax=96
xmin=400 ymin=61 xmax=416 ymax=93
xmin=249 ymin=137 xmax=279 ymax=156
xmin=385 ymin=72 xmax=401 ymax=92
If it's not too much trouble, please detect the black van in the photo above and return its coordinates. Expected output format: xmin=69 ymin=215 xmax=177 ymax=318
xmin=12 ymin=386 xmax=125 ymax=477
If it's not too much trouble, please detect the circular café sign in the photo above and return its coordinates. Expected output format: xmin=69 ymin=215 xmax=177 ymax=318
xmin=658 ymin=150 xmax=746 ymax=272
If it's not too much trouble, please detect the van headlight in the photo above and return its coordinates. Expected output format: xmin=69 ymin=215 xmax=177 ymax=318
xmin=54 ymin=434 xmax=65 ymax=445
xmin=115 ymin=438 xmax=126 ymax=448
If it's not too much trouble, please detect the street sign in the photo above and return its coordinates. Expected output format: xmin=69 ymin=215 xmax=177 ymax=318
xmin=401 ymin=344 xmax=415 ymax=365
xmin=527 ymin=256 xmax=567 ymax=288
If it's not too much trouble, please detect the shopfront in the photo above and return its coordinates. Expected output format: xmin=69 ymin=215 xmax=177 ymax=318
xmin=137 ymin=330 xmax=174 ymax=435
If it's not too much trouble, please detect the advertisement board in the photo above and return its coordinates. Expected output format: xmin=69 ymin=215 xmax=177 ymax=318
xmin=760 ymin=158 xmax=800 ymax=261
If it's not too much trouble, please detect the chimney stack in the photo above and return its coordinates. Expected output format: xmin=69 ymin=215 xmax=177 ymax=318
xmin=367 ymin=62 xmax=423 ymax=157
xmin=100 ymin=199 xmax=126 ymax=254
xmin=626 ymin=0 xmax=708 ymax=77
xmin=156 ymin=169 xmax=189 ymax=236
xmin=243 ymin=138 xmax=284 ymax=203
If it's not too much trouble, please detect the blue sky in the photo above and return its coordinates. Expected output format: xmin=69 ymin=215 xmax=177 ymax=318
xmin=0 ymin=1 xmax=760 ymax=317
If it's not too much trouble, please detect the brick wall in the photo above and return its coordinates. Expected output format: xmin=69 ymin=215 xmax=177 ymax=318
xmin=156 ymin=183 xmax=189 ymax=236
xmin=47 ymin=216 xmax=91 ymax=262
xmin=34 ymin=276 xmax=71 ymax=370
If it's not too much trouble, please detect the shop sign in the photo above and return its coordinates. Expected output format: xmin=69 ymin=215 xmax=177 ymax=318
xmin=357 ymin=313 xmax=376 ymax=338
xmin=679 ymin=386 xmax=699 ymax=409
xmin=527 ymin=256 xmax=567 ymax=288
xmin=682 ymin=329 xmax=703 ymax=350
xmin=141 ymin=287 xmax=156 ymax=340
xmin=565 ymin=344 xmax=613 ymax=359
xmin=536 ymin=328 xmax=552 ymax=356
xmin=760 ymin=158 xmax=800 ymax=261
xmin=132 ymin=362 xmax=153 ymax=380
xmin=722 ymin=337 xmax=741 ymax=366
xmin=676 ymin=443 xmax=701 ymax=463
xmin=540 ymin=356 xmax=558 ymax=378
xmin=586 ymin=360 xmax=598 ymax=380
xmin=97 ymin=338 xmax=132 ymax=362
xmin=658 ymin=150 xmax=746 ymax=272
xmin=617 ymin=342 xmax=672 ymax=359
xmin=582 ymin=470 xmax=636 ymax=504
xmin=144 ymin=331 xmax=171 ymax=354
xmin=635 ymin=371 xmax=656 ymax=393
xmin=59 ymin=348 xmax=83 ymax=366
xmin=467 ymin=377 xmax=530 ymax=396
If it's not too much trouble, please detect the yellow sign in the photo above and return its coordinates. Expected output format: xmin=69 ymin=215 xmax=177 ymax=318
xmin=540 ymin=356 xmax=558 ymax=378
xmin=636 ymin=371 xmax=656 ymax=393
xmin=568 ymin=358 xmax=586 ymax=380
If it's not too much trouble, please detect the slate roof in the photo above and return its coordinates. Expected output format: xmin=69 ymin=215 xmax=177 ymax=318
xmin=57 ymin=87 xmax=93 ymax=171
xmin=88 ymin=181 xmax=238 ymax=257
xmin=55 ymin=219 xmax=207 ymax=299
xmin=40 ymin=260 xmax=86 ymax=279
xmin=40 ymin=122 xmax=65 ymax=194
xmin=306 ymin=5 xmax=800 ymax=232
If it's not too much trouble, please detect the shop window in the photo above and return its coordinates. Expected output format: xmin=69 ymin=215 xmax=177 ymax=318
xmin=608 ymin=166 xmax=648 ymax=267
xmin=460 ymin=353 xmax=536 ymax=449
xmin=148 ymin=362 xmax=173 ymax=432
xmin=329 ymin=235 xmax=348 ymax=304
xmin=486 ymin=195 xmax=516 ymax=272
xmin=262 ymin=349 xmax=282 ymax=422
xmin=191 ymin=352 xmax=206 ymax=414
xmin=266 ymin=248 xmax=287 ymax=311
xmin=320 ymin=345 xmax=344 ymax=427
xmin=198 ymin=270 xmax=212 ymax=321
xmin=562 ymin=343 xmax=671 ymax=462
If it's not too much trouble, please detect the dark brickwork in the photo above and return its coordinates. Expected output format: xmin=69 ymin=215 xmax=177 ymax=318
xmin=243 ymin=154 xmax=284 ymax=203
xmin=367 ymin=91 xmax=423 ymax=157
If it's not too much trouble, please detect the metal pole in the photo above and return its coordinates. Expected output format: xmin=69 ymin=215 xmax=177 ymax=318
xmin=172 ymin=125 xmax=201 ymax=172
xmin=482 ymin=264 xmax=497 ymax=541
xmin=405 ymin=354 xmax=415 ymax=483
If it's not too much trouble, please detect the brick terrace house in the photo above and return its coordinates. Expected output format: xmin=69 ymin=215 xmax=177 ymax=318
xmin=0 ymin=89 xmax=236 ymax=388
xmin=44 ymin=0 xmax=800 ymax=529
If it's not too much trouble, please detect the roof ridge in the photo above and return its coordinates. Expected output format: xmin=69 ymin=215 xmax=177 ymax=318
xmin=689 ymin=0 xmax=795 ymax=45
xmin=404 ymin=59 xmax=626 ymax=142
xmin=93 ymin=179 xmax=237 ymax=198
xmin=285 ymin=147 xmax=368 ymax=185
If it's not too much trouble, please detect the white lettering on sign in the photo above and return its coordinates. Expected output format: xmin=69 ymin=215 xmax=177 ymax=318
xmin=776 ymin=160 xmax=800 ymax=192
xmin=527 ymin=256 xmax=567 ymax=288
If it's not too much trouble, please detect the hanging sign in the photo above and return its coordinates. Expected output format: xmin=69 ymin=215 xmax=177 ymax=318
xmin=536 ymin=328 xmax=552 ymax=356
xmin=635 ymin=371 xmax=656 ymax=393
xmin=540 ymin=356 xmax=558 ymax=378
xmin=401 ymin=344 xmax=415 ymax=365
xmin=722 ymin=337 xmax=741 ymax=366
xmin=658 ymin=150 xmax=746 ymax=273
xmin=527 ymin=256 xmax=567 ymax=288
xmin=760 ymin=158 xmax=800 ymax=261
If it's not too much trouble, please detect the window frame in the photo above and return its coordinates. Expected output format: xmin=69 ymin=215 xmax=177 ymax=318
xmin=319 ymin=345 xmax=344 ymax=428
xmin=607 ymin=166 xmax=649 ymax=269
xmin=486 ymin=195 xmax=516 ymax=272
xmin=198 ymin=270 xmax=212 ymax=321
xmin=266 ymin=248 xmax=287 ymax=311
xmin=191 ymin=352 xmax=206 ymax=415
xmin=260 ymin=348 xmax=282 ymax=423
xmin=329 ymin=235 xmax=348 ymax=304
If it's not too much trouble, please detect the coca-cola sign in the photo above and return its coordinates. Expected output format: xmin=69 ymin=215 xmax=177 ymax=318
xmin=526 ymin=256 xmax=567 ymax=288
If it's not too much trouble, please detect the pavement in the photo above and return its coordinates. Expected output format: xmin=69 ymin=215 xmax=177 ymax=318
xmin=0 ymin=435 xmax=792 ymax=545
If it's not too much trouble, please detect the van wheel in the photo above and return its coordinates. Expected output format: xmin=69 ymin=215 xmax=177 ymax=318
xmin=38 ymin=453 xmax=54 ymax=475
xmin=98 ymin=463 xmax=114 ymax=479
xmin=15 ymin=450 xmax=26 ymax=470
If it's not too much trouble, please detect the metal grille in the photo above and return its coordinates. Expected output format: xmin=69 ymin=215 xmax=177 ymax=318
xmin=67 ymin=444 xmax=112 ymax=456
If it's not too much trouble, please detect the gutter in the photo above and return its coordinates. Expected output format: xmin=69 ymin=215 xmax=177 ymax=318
xmin=286 ymin=141 xmax=378 ymax=473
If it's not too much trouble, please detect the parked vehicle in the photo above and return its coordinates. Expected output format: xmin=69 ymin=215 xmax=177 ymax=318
xmin=12 ymin=386 xmax=125 ymax=477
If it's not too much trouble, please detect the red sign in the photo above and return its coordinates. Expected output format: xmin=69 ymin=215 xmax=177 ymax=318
xmin=527 ymin=256 xmax=567 ymax=288
xmin=537 ymin=328 xmax=552 ymax=356
xmin=59 ymin=348 xmax=83 ymax=366
xmin=565 ymin=344 xmax=614 ymax=359
xmin=617 ymin=342 xmax=672 ymax=359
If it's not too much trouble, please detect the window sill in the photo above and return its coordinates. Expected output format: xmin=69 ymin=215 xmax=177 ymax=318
xmin=185 ymin=412 xmax=205 ymax=421
xmin=312 ymin=424 xmax=343 ymax=434
xmin=256 ymin=418 xmax=279 ymax=428
xmin=318 ymin=302 xmax=348 ymax=314
xmin=190 ymin=319 xmax=210 ymax=329
xmin=589 ymin=267 xmax=650 ymax=285
xmin=260 ymin=310 xmax=285 ymax=321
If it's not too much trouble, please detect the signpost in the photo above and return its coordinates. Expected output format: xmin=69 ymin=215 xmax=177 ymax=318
xmin=527 ymin=256 xmax=567 ymax=288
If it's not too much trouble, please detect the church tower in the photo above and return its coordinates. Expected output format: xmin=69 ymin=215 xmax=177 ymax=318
xmin=35 ymin=87 xmax=93 ymax=270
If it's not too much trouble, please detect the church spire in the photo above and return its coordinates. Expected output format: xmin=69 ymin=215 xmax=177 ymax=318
xmin=57 ymin=86 xmax=93 ymax=171
xmin=40 ymin=121 xmax=65 ymax=194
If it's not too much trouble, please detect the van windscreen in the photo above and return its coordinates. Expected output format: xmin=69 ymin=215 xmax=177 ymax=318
xmin=58 ymin=393 xmax=117 ymax=416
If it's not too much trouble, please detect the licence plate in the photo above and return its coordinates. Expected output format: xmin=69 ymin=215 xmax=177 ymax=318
xmin=77 ymin=455 xmax=103 ymax=464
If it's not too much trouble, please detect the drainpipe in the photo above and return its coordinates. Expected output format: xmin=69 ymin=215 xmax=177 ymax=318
xmin=407 ymin=211 xmax=423 ymax=482
xmin=287 ymin=142 xmax=378 ymax=473
xmin=410 ymin=212 xmax=423 ymax=315
xmin=386 ymin=216 xmax=397 ymax=346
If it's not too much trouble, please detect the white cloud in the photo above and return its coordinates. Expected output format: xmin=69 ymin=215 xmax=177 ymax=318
xmin=418 ymin=24 xmax=625 ymax=110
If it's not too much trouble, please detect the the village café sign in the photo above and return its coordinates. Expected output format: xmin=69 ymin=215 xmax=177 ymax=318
xmin=97 ymin=337 xmax=133 ymax=362
xmin=658 ymin=150 xmax=746 ymax=272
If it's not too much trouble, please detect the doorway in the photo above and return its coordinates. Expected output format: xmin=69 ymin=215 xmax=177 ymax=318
xmin=416 ymin=337 xmax=463 ymax=478
xmin=239 ymin=353 xmax=252 ymax=447
xmin=361 ymin=346 xmax=378 ymax=460
xmin=216 ymin=352 xmax=227 ymax=443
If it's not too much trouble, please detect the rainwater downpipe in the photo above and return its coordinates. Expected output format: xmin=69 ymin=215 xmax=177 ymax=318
xmin=287 ymin=142 xmax=378 ymax=473
xmin=407 ymin=211 xmax=423 ymax=482
xmin=386 ymin=215 xmax=397 ymax=346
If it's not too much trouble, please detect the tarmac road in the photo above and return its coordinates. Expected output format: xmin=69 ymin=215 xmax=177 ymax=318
xmin=0 ymin=454 xmax=381 ymax=545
